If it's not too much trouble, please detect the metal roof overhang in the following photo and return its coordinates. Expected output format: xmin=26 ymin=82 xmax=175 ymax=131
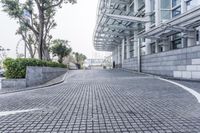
xmin=141 ymin=6 xmax=200 ymax=40
xmin=93 ymin=0 xmax=146 ymax=52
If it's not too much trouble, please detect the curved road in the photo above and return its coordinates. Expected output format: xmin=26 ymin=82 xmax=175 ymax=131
xmin=0 ymin=70 xmax=200 ymax=132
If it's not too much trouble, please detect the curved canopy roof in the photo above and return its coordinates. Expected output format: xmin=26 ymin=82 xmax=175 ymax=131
xmin=93 ymin=0 xmax=145 ymax=51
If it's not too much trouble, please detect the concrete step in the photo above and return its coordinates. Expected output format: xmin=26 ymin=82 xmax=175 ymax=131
xmin=174 ymin=71 xmax=200 ymax=79
xmin=192 ymin=59 xmax=200 ymax=65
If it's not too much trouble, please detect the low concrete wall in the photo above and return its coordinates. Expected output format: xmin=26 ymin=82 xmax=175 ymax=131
xmin=1 ymin=79 xmax=26 ymax=89
xmin=26 ymin=66 xmax=67 ymax=87
xmin=122 ymin=45 xmax=200 ymax=80
xmin=2 ymin=66 xmax=67 ymax=89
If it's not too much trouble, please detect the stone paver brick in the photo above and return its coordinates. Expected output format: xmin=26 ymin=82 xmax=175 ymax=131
xmin=0 ymin=70 xmax=200 ymax=132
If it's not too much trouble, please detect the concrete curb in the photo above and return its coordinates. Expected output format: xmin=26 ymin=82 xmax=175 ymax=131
xmin=0 ymin=71 xmax=74 ymax=95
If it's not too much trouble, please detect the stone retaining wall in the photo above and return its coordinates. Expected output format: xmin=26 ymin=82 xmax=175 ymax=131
xmin=2 ymin=66 xmax=67 ymax=89
xmin=122 ymin=45 xmax=200 ymax=79
xmin=26 ymin=66 xmax=67 ymax=87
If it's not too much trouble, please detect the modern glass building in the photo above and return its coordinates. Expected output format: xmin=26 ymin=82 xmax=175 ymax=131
xmin=93 ymin=0 xmax=200 ymax=80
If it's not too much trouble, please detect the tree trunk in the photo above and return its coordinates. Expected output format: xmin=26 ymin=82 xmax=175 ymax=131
xmin=38 ymin=7 xmax=44 ymax=60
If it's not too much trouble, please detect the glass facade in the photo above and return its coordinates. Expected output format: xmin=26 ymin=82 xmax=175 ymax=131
xmin=138 ymin=0 xmax=145 ymax=10
xmin=150 ymin=0 xmax=155 ymax=24
xmin=161 ymin=0 xmax=171 ymax=21
xmin=187 ymin=0 xmax=200 ymax=10
xmin=161 ymin=0 xmax=171 ymax=9
xmin=172 ymin=7 xmax=181 ymax=17
xmin=172 ymin=0 xmax=181 ymax=7
xmin=161 ymin=10 xmax=171 ymax=20
xmin=171 ymin=33 xmax=182 ymax=49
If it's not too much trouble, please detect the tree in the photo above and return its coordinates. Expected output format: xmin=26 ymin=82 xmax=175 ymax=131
xmin=1 ymin=0 xmax=76 ymax=60
xmin=16 ymin=24 xmax=37 ymax=58
xmin=50 ymin=39 xmax=72 ymax=63
xmin=73 ymin=52 xmax=87 ymax=69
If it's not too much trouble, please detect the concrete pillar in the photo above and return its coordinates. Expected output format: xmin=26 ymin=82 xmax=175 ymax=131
xmin=181 ymin=0 xmax=187 ymax=13
xmin=117 ymin=45 xmax=121 ymax=65
xmin=113 ymin=47 xmax=118 ymax=64
xmin=181 ymin=33 xmax=187 ymax=48
xmin=134 ymin=31 xmax=138 ymax=57
xmin=163 ymin=40 xmax=170 ymax=51
xmin=126 ymin=36 xmax=130 ymax=59
xmin=187 ymin=31 xmax=196 ymax=47
xmin=121 ymin=39 xmax=125 ymax=64
xmin=144 ymin=0 xmax=152 ymax=55
xmin=134 ymin=0 xmax=138 ymax=14
xmin=199 ymin=27 xmax=200 ymax=45
xmin=155 ymin=41 xmax=159 ymax=53
xmin=155 ymin=0 xmax=161 ymax=26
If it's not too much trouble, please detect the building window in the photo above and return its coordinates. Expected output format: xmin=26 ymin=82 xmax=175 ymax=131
xmin=161 ymin=10 xmax=171 ymax=20
xmin=172 ymin=7 xmax=181 ymax=17
xmin=158 ymin=46 xmax=163 ymax=52
xmin=196 ymin=27 xmax=200 ymax=45
xmin=172 ymin=0 xmax=181 ymax=7
xmin=161 ymin=0 xmax=171 ymax=9
xmin=138 ymin=0 xmax=145 ymax=10
xmin=171 ymin=33 xmax=182 ymax=49
xmin=150 ymin=0 xmax=155 ymax=25
xmin=161 ymin=0 xmax=171 ymax=21
xmin=186 ymin=0 xmax=200 ymax=11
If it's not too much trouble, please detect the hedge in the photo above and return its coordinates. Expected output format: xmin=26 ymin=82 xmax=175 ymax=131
xmin=3 ymin=58 xmax=67 ymax=79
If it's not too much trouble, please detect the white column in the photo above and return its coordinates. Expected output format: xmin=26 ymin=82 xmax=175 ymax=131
xmin=126 ymin=36 xmax=130 ymax=59
xmin=155 ymin=0 xmax=161 ymax=26
xmin=113 ymin=47 xmax=118 ymax=64
xmin=117 ymin=45 xmax=121 ymax=65
xmin=145 ymin=0 xmax=152 ymax=55
xmin=155 ymin=41 xmax=159 ymax=53
xmin=181 ymin=0 xmax=187 ymax=13
xmin=134 ymin=0 xmax=138 ymax=14
xmin=121 ymin=39 xmax=125 ymax=64
xmin=163 ymin=40 xmax=170 ymax=51
xmin=134 ymin=31 xmax=138 ymax=57
xmin=199 ymin=27 xmax=200 ymax=45
xmin=187 ymin=31 xmax=196 ymax=47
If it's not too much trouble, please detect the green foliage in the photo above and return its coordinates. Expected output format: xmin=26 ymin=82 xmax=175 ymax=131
xmin=50 ymin=39 xmax=72 ymax=63
xmin=73 ymin=52 xmax=87 ymax=69
xmin=3 ymin=58 xmax=66 ymax=79
xmin=1 ymin=0 xmax=76 ymax=60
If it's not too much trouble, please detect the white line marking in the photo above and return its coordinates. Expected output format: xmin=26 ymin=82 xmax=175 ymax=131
xmin=158 ymin=77 xmax=200 ymax=103
xmin=0 ymin=108 xmax=40 ymax=117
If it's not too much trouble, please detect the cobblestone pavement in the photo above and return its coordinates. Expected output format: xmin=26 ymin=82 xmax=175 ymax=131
xmin=0 ymin=70 xmax=200 ymax=133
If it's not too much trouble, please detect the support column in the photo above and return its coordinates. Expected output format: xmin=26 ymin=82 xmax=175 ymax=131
xmin=113 ymin=47 xmax=118 ymax=65
xmin=155 ymin=41 xmax=159 ymax=53
xmin=181 ymin=33 xmax=187 ymax=48
xmin=155 ymin=0 xmax=161 ymax=26
xmin=181 ymin=0 xmax=187 ymax=13
xmin=134 ymin=0 xmax=138 ymax=14
xmin=138 ymin=38 xmax=141 ymax=72
xmin=126 ymin=36 xmax=130 ymax=59
xmin=117 ymin=45 xmax=121 ymax=66
xmin=187 ymin=31 xmax=196 ymax=47
xmin=163 ymin=40 xmax=170 ymax=51
xmin=121 ymin=39 xmax=125 ymax=65
xmin=199 ymin=27 xmax=200 ymax=45
xmin=145 ymin=0 xmax=152 ymax=55
xmin=134 ymin=31 xmax=138 ymax=57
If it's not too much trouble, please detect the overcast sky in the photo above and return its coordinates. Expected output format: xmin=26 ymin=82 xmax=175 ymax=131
xmin=0 ymin=0 xmax=110 ymax=59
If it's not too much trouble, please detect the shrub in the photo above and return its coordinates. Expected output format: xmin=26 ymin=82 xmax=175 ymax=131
xmin=3 ymin=58 xmax=67 ymax=79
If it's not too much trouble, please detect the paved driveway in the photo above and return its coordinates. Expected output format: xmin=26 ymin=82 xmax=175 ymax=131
xmin=0 ymin=70 xmax=200 ymax=133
